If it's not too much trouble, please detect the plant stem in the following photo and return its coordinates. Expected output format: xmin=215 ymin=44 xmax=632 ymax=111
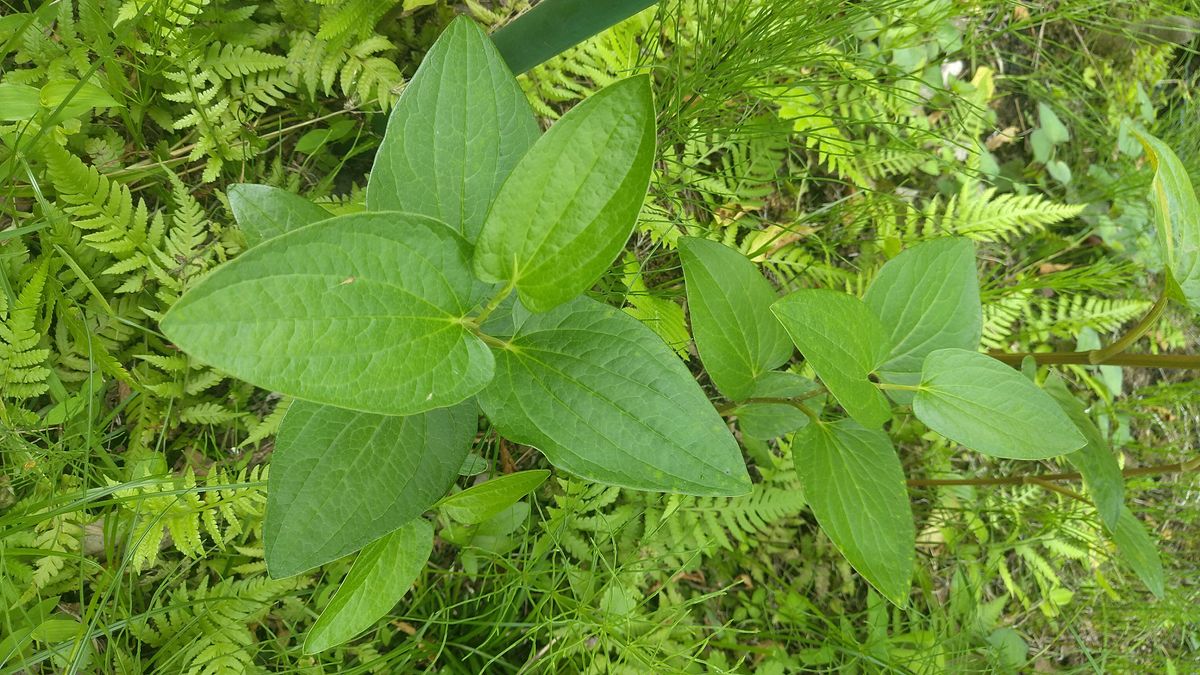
xmin=472 ymin=281 xmax=516 ymax=326
xmin=875 ymin=382 xmax=921 ymax=392
xmin=986 ymin=291 xmax=1184 ymax=368
xmin=986 ymin=351 xmax=1200 ymax=369
xmin=1088 ymin=291 xmax=1169 ymax=364
xmin=906 ymin=455 xmax=1200 ymax=488
xmin=714 ymin=388 xmax=825 ymax=415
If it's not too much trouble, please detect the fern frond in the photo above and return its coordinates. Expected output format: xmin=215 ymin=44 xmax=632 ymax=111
xmin=110 ymin=464 xmax=268 ymax=572
xmin=131 ymin=571 xmax=305 ymax=674
xmin=0 ymin=261 xmax=52 ymax=401
xmin=915 ymin=185 xmax=1086 ymax=242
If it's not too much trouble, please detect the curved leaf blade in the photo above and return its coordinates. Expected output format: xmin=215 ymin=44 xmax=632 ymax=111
xmin=1108 ymin=506 xmax=1165 ymax=599
xmin=479 ymin=297 xmax=751 ymax=496
xmin=265 ymin=400 xmax=477 ymax=578
xmin=914 ymin=349 xmax=1086 ymax=459
xmin=227 ymin=183 xmax=332 ymax=247
xmin=473 ymin=76 xmax=656 ymax=312
xmin=367 ymin=16 xmax=539 ymax=241
xmin=1133 ymin=129 xmax=1200 ymax=312
xmin=864 ymin=237 xmax=981 ymax=403
xmin=771 ymin=289 xmax=893 ymax=428
xmin=436 ymin=470 xmax=549 ymax=524
xmin=1043 ymin=373 xmax=1124 ymax=529
xmin=795 ymin=419 xmax=914 ymax=606
xmin=161 ymin=212 xmax=495 ymax=415
xmin=678 ymin=237 xmax=792 ymax=400
xmin=304 ymin=519 xmax=433 ymax=653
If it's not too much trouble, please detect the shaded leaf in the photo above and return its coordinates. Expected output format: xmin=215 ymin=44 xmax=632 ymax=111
xmin=265 ymin=400 xmax=476 ymax=578
xmin=1043 ymin=373 xmax=1124 ymax=529
xmin=736 ymin=371 xmax=821 ymax=440
xmin=1108 ymin=506 xmax=1165 ymax=598
xmin=1134 ymin=129 xmax=1200 ymax=312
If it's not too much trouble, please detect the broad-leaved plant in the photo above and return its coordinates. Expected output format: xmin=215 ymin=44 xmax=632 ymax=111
xmin=161 ymin=16 xmax=1196 ymax=651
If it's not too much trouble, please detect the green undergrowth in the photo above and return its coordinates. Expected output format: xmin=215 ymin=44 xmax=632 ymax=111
xmin=2 ymin=0 xmax=1199 ymax=672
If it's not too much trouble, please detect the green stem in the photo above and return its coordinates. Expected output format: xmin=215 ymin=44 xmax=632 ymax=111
xmin=875 ymin=382 xmax=921 ymax=392
xmin=471 ymin=281 xmax=515 ymax=326
xmin=1088 ymin=291 xmax=1169 ymax=364
xmin=987 ymin=351 xmax=1200 ymax=369
xmin=474 ymin=330 xmax=511 ymax=350
xmin=714 ymin=388 xmax=825 ymax=415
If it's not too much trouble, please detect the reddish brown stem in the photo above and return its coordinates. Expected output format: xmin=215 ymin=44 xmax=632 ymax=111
xmin=907 ymin=457 xmax=1200 ymax=487
xmin=987 ymin=350 xmax=1200 ymax=369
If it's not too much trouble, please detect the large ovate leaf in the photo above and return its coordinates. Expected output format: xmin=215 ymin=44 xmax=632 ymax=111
xmin=473 ymin=76 xmax=656 ymax=312
xmin=864 ymin=238 xmax=981 ymax=403
xmin=227 ymin=183 xmax=332 ymax=247
xmin=436 ymin=470 xmax=549 ymax=524
xmin=913 ymin=349 xmax=1086 ymax=459
xmin=1134 ymin=129 xmax=1200 ymax=312
xmin=1109 ymin=506 xmax=1165 ymax=598
xmin=160 ymin=212 xmax=495 ymax=416
xmin=678 ymin=237 xmax=792 ymax=400
xmin=304 ymin=519 xmax=433 ymax=653
xmin=366 ymin=16 xmax=539 ymax=241
xmin=265 ymin=400 xmax=477 ymax=578
xmin=478 ymin=297 xmax=750 ymax=496
xmin=1043 ymin=373 xmax=1124 ymax=530
xmin=770 ymin=289 xmax=893 ymax=428
xmin=795 ymin=419 xmax=914 ymax=606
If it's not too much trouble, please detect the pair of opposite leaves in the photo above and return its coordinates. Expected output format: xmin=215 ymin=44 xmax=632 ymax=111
xmin=160 ymin=17 xmax=751 ymax=652
xmin=680 ymin=235 xmax=1152 ymax=604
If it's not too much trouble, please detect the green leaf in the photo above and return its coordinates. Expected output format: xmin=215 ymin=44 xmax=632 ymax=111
xmin=1046 ymin=159 xmax=1072 ymax=185
xmin=161 ymin=212 xmax=495 ymax=415
xmin=473 ymin=76 xmax=656 ymax=312
xmin=294 ymin=119 xmax=356 ymax=154
xmin=1038 ymin=102 xmax=1070 ymax=144
xmin=795 ymin=419 xmax=914 ymax=605
xmin=678 ymin=237 xmax=793 ymax=400
xmin=913 ymin=349 xmax=1086 ymax=459
xmin=265 ymin=400 xmax=477 ymax=578
xmin=227 ymin=184 xmax=332 ymax=247
xmin=304 ymin=519 xmax=433 ymax=653
xmin=1029 ymin=128 xmax=1052 ymax=164
xmin=478 ymin=297 xmax=750 ymax=496
xmin=436 ymin=470 xmax=549 ymax=524
xmin=863 ymin=237 xmax=981 ymax=404
xmin=1108 ymin=506 xmax=1165 ymax=598
xmin=39 ymin=79 xmax=120 ymax=118
xmin=366 ymin=17 xmax=539 ymax=242
xmin=0 ymin=83 xmax=40 ymax=121
xmin=1043 ymin=373 xmax=1124 ymax=530
xmin=771 ymin=289 xmax=893 ymax=428
xmin=491 ymin=0 xmax=657 ymax=74
xmin=1133 ymin=129 xmax=1200 ymax=313
xmin=736 ymin=371 xmax=821 ymax=440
